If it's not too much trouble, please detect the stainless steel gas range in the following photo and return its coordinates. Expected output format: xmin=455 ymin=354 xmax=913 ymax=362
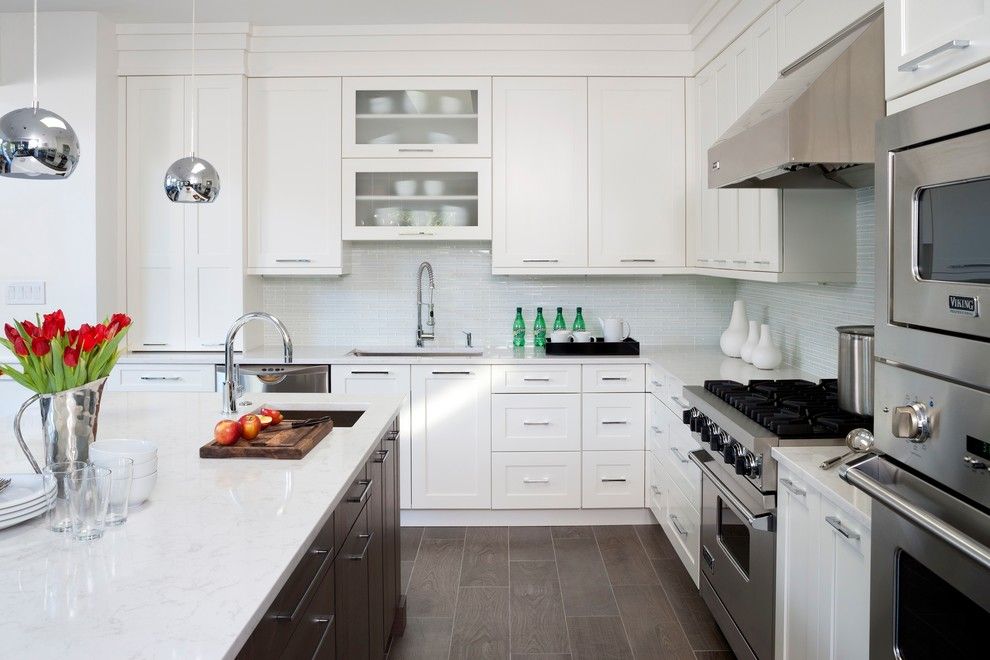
xmin=683 ymin=379 xmax=869 ymax=660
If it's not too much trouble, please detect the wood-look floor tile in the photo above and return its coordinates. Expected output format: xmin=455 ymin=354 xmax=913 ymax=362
xmin=551 ymin=526 xmax=594 ymax=540
xmin=510 ymin=655 xmax=572 ymax=659
xmin=593 ymin=526 xmax=660 ymax=586
xmin=634 ymin=524 xmax=677 ymax=560
xmin=425 ymin=526 xmax=467 ymax=539
xmin=388 ymin=617 xmax=453 ymax=660
xmin=652 ymin=558 xmax=730 ymax=651
xmin=406 ymin=538 xmax=464 ymax=617
xmin=402 ymin=560 xmax=415 ymax=594
xmin=401 ymin=526 xmax=425 ymax=562
xmin=565 ymin=616 xmax=633 ymax=659
xmin=461 ymin=527 xmax=509 ymax=587
xmin=613 ymin=584 xmax=696 ymax=659
xmin=509 ymin=561 xmax=569 ymax=654
xmin=509 ymin=526 xmax=555 ymax=561
xmin=553 ymin=538 xmax=618 ymax=616
xmin=449 ymin=586 xmax=511 ymax=660
xmin=694 ymin=651 xmax=736 ymax=659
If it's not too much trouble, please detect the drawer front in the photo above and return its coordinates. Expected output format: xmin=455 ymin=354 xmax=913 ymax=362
xmin=334 ymin=462 xmax=372 ymax=544
xmin=491 ymin=364 xmax=581 ymax=393
xmin=661 ymin=373 xmax=692 ymax=417
xmin=582 ymin=450 xmax=645 ymax=508
xmin=652 ymin=399 xmax=701 ymax=511
xmin=280 ymin=561 xmax=336 ymax=660
xmin=114 ymin=364 xmax=216 ymax=392
xmin=492 ymin=393 xmax=581 ymax=452
xmin=648 ymin=454 xmax=666 ymax=522
xmin=661 ymin=477 xmax=700 ymax=586
xmin=647 ymin=362 xmax=666 ymax=399
xmin=582 ymin=393 xmax=645 ymax=451
xmin=492 ymin=451 xmax=581 ymax=509
xmin=330 ymin=365 xmax=411 ymax=394
xmin=582 ymin=363 xmax=646 ymax=392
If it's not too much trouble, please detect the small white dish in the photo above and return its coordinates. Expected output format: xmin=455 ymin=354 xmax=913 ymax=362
xmin=0 ymin=473 xmax=55 ymax=511
xmin=439 ymin=205 xmax=470 ymax=226
xmin=90 ymin=439 xmax=158 ymax=465
xmin=427 ymin=131 xmax=455 ymax=144
xmin=368 ymin=132 xmax=398 ymax=145
xmin=550 ymin=330 xmax=573 ymax=343
xmin=0 ymin=499 xmax=52 ymax=530
xmin=422 ymin=180 xmax=444 ymax=196
xmin=0 ymin=493 xmax=53 ymax=522
xmin=437 ymin=95 xmax=465 ymax=114
xmin=128 ymin=471 xmax=158 ymax=507
xmin=409 ymin=210 xmax=435 ymax=227
xmin=373 ymin=206 xmax=403 ymax=227
xmin=572 ymin=331 xmax=593 ymax=343
xmin=367 ymin=96 xmax=394 ymax=114
xmin=393 ymin=180 xmax=417 ymax=196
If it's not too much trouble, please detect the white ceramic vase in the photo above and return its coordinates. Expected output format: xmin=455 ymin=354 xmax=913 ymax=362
xmin=719 ymin=300 xmax=749 ymax=358
xmin=751 ymin=324 xmax=783 ymax=370
xmin=740 ymin=321 xmax=760 ymax=364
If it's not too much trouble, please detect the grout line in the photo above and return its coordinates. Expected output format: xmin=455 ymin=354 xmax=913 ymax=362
xmin=446 ymin=531 xmax=468 ymax=660
xmin=591 ymin=526 xmax=635 ymax=657
xmin=550 ymin=530 xmax=576 ymax=658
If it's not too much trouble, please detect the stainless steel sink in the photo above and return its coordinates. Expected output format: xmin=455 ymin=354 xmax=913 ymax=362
xmin=348 ymin=348 xmax=484 ymax=357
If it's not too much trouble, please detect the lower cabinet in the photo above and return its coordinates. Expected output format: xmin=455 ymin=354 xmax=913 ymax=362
xmin=492 ymin=451 xmax=581 ymax=509
xmin=775 ymin=464 xmax=871 ymax=660
xmin=238 ymin=416 xmax=402 ymax=660
xmin=582 ymin=450 xmax=645 ymax=508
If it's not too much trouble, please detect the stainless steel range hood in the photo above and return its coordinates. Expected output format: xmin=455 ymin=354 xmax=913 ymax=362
xmin=708 ymin=11 xmax=884 ymax=189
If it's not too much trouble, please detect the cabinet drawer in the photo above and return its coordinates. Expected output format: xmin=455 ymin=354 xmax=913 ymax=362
xmin=114 ymin=364 xmax=216 ymax=392
xmin=582 ymin=450 xmax=645 ymax=508
xmin=334 ymin=462 xmax=371 ymax=544
xmin=492 ymin=394 xmax=581 ymax=451
xmin=492 ymin=451 xmax=581 ymax=509
xmin=661 ymin=477 xmax=700 ymax=586
xmin=647 ymin=362 xmax=666 ymax=398
xmin=651 ymin=397 xmax=701 ymax=511
xmin=582 ymin=393 xmax=645 ymax=451
xmin=661 ymin=373 xmax=692 ymax=417
xmin=582 ymin=363 xmax=646 ymax=392
xmin=491 ymin=364 xmax=581 ymax=393
xmin=280 ymin=561 xmax=336 ymax=660
xmin=331 ymin=365 xmax=410 ymax=394
xmin=647 ymin=454 xmax=665 ymax=522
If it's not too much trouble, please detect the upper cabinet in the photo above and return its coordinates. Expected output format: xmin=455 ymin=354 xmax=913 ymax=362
xmin=125 ymin=75 xmax=250 ymax=351
xmin=342 ymin=77 xmax=492 ymax=158
xmin=778 ymin=0 xmax=881 ymax=72
xmin=247 ymin=77 xmax=347 ymax=275
xmin=588 ymin=78 xmax=686 ymax=268
xmin=886 ymin=0 xmax=990 ymax=103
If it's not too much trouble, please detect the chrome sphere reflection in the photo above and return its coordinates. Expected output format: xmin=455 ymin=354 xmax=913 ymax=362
xmin=163 ymin=156 xmax=220 ymax=203
xmin=0 ymin=106 xmax=80 ymax=179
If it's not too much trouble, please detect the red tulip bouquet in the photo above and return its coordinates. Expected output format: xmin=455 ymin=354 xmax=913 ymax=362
xmin=0 ymin=310 xmax=132 ymax=394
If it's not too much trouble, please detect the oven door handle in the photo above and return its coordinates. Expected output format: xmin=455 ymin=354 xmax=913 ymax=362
xmin=689 ymin=450 xmax=773 ymax=531
xmin=843 ymin=461 xmax=990 ymax=571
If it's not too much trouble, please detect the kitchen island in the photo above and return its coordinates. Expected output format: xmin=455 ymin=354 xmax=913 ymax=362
xmin=0 ymin=391 xmax=404 ymax=660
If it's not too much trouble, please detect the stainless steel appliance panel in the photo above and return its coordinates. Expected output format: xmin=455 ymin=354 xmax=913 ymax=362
xmin=215 ymin=364 xmax=329 ymax=394
xmin=836 ymin=325 xmax=874 ymax=415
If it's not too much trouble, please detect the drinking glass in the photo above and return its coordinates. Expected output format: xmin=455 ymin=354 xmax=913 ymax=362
xmin=42 ymin=460 xmax=88 ymax=533
xmin=94 ymin=457 xmax=133 ymax=526
xmin=65 ymin=465 xmax=111 ymax=541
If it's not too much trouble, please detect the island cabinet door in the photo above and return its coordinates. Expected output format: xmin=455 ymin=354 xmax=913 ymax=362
xmin=368 ymin=442 xmax=386 ymax=660
xmin=410 ymin=366 xmax=492 ymax=509
xmin=336 ymin=506 xmax=372 ymax=660
xmin=380 ymin=424 xmax=401 ymax=641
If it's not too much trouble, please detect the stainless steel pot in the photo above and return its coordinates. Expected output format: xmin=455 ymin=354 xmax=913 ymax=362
xmin=837 ymin=325 xmax=874 ymax=415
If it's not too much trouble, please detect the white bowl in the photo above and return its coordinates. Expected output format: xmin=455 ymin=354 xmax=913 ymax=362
xmin=128 ymin=471 xmax=157 ymax=506
xmin=92 ymin=454 xmax=157 ymax=479
xmin=393 ymin=180 xmax=417 ymax=196
xmin=438 ymin=95 xmax=465 ymax=114
xmin=409 ymin=210 xmax=435 ymax=227
xmin=90 ymin=439 xmax=157 ymax=465
xmin=373 ymin=206 xmax=403 ymax=227
xmin=439 ymin=205 xmax=469 ymax=226
xmin=367 ymin=96 xmax=394 ymax=114
xmin=572 ymin=331 xmax=593 ymax=343
xmin=422 ymin=180 xmax=444 ymax=196
xmin=550 ymin=330 xmax=573 ymax=343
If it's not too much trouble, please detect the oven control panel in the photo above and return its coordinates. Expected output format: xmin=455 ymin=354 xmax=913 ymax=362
xmin=684 ymin=407 xmax=763 ymax=484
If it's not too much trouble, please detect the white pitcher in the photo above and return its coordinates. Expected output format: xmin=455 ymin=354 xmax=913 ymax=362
xmin=598 ymin=317 xmax=631 ymax=342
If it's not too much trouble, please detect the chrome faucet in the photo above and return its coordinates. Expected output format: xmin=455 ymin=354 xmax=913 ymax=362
xmin=416 ymin=261 xmax=435 ymax=347
xmin=221 ymin=312 xmax=293 ymax=414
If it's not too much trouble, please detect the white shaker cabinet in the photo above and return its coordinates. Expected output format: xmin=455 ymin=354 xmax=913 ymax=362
xmin=587 ymin=78 xmax=685 ymax=268
xmin=125 ymin=75 xmax=248 ymax=352
xmin=247 ymin=78 xmax=346 ymax=275
xmin=492 ymin=77 xmax=588 ymax=270
xmin=775 ymin=469 xmax=820 ymax=660
xmin=817 ymin=498 xmax=870 ymax=660
xmin=410 ymin=366 xmax=492 ymax=509
xmin=778 ymin=0 xmax=881 ymax=73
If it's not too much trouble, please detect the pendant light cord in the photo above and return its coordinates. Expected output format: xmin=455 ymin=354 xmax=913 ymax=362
xmin=190 ymin=0 xmax=197 ymax=156
xmin=32 ymin=0 xmax=38 ymax=110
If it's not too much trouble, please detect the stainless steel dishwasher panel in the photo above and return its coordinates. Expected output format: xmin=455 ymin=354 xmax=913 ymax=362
xmin=215 ymin=364 xmax=329 ymax=394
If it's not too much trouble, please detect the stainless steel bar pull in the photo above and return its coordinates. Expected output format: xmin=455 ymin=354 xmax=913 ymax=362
xmin=898 ymin=39 xmax=970 ymax=72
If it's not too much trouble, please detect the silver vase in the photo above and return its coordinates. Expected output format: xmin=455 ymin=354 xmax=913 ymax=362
xmin=13 ymin=377 xmax=109 ymax=473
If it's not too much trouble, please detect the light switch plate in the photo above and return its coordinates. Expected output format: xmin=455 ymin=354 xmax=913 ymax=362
xmin=5 ymin=281 xmax=46 ymax=305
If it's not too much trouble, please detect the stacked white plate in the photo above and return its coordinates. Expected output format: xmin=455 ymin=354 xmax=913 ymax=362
xmin=0 ymin=474 xmax=56 ymax=531
xmin=91 ymin=439 xmax=158 ymax=506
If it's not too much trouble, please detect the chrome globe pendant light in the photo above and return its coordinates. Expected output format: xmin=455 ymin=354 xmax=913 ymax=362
xmin=164 ymin=0 xmax=220 ymax=203
xmin=0 ymin=0 xmax=80 ymax=179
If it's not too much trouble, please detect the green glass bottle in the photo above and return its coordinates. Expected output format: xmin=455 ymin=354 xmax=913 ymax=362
xmin=512 ymin=307 xmax=526 ymax=347
xmin=534 ymin=307 xmax=547 ymax=347
xmin=553 ymin=307 xmax=567 ymax=331
xmin=573 ymin=307 xmax=586 ymax=331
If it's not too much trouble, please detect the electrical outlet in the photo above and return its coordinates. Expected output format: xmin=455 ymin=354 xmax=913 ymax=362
xmin=5 ymin=281 xmax=46 ymax=305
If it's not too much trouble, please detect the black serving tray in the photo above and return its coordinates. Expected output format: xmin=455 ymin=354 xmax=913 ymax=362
xmin=544 ymin=337 xmax=640 ymax=356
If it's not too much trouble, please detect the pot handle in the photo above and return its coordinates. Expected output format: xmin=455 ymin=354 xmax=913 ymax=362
xmin=14 ymin=394 xmax=42 ymax=474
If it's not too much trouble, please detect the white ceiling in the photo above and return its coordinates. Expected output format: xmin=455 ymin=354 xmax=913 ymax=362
xmin=2 ymin=0 xmax=710 ymax=26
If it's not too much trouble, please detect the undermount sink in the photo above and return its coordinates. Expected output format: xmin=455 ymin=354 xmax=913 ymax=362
xmin=348 ymin=347 xmax=484 ymax=358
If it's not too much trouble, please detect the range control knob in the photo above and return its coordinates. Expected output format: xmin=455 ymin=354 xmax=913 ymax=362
xmin=735 ymin=451 xmax=759 ymax=477
xmin=701 ymin=423 xmax=712 ymax=445
xmin=723 ymin=441 xmax=738 ymax=465
xmin=690 ymin=412 xmax=705 ymax=433
xmin=892 ymin=402 xmax=932 ymax=443
xmin=682 ymin=408 xmax=694 ymax=425
xmin=710 ymin=430 xmax=727 ymax=453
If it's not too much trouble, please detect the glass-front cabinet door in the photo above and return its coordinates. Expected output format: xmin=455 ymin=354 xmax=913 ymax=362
xmin=342 ymin=159 xmax=492 ymax=240
xmin=343 ymin=77 xmax=492 ymax=157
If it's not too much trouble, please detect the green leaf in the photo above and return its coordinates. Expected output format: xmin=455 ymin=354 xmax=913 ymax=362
xmin=51 ymin=342 xmax=65 ymax=392
xmin=1 ymin=365 xmax=34 ymax=390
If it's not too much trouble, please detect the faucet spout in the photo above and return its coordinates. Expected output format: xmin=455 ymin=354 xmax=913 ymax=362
xmin=221 ymin=312 xmax=293 ymax=414
xmin=416 ymin=261 xmax=436 ymax=347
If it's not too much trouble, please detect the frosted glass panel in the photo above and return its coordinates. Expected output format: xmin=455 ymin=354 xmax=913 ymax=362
xmin=354 ymin=171 xmax=479 ymax=228
xmin=354 ymin=89 xmax=480 ymax=145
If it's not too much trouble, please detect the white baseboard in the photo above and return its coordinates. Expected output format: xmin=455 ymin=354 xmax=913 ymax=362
xmin=400 ymin=508 xmax=655 ymax=526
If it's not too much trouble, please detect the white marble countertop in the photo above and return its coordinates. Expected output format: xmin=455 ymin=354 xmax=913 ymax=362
xmin=0 ymin=391 xmax=404 ymax=660
xmin=772 ymin=446 xmax=872 ymax=526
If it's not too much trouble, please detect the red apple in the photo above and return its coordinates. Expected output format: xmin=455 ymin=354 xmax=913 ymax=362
xmin=257 ymin=414 xmax=274 ymax=429
xmin=239 ymin=414 xmax=262 ymax=440
xmin=214 ymin=419 xmax=242 ymax=446
xmin=260 ymin=407 xmax=284 ymax=425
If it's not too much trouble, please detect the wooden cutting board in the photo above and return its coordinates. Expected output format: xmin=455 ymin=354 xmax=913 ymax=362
xmin=199 ymin=419 xmax=335 ymax=459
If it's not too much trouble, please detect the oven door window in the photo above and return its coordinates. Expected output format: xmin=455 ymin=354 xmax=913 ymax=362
xmin=916 ymin=178 xmax=990 ymax=283
xmin=717 ymin=496 xmax=750 ymax=577
xmin=896 ymin=551 xmax=989 ymax=657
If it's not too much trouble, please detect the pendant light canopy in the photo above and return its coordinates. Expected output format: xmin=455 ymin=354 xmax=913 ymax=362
xmin=164 ymin=0 xmax=220 ymax=204
xmin=0 ymin=0 xmax=80 ymax=179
